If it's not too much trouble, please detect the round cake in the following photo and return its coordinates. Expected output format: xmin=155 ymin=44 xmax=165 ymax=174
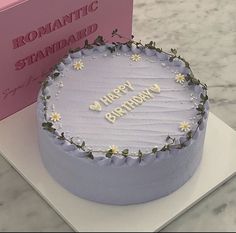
xmin=37 ymin=37 xmax=209 ymax=205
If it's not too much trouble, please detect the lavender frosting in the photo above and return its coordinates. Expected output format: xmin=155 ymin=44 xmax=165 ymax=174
xmin=37 ymin=45 xmax=209 ymax=205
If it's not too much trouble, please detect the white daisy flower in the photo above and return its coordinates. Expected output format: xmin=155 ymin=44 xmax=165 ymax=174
xmin=50 ymin=112 xmax=61 ymax=122
xmin=175 ymin=73 xmax=185 ymax=84
xmin=73 ymin=60 xmax=85 ymax=70
xmin=131 ymin=54 xmax=141 ymax=62
xmin=179 ymin=121 xmax=191 ymax=132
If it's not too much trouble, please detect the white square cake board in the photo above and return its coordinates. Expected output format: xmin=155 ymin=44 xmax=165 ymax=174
xmin=0 ymin=104 xmax=236 ymax=232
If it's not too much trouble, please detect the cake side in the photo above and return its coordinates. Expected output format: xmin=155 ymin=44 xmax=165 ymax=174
xmin=38 ymin=121 xmax=207 ymax=205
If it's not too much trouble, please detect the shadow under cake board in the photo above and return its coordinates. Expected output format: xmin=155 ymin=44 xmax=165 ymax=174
xmin=0 ymin=104 xmax=235 ymax=232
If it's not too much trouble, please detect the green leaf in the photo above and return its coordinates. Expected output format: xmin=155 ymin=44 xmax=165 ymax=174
xmin=87 ymin=152 xmax=94 ymax=160
xmin=106 ymin=149 xmax=113 ymax=158
xmin=112 ymin=29 xmax=118 ymax=37
xmin=185 ymin=74 xmax=191 ymax=81
xmin=84 ymin=39 xmax=93 ymax=49
xmin=138 ymin=150 xmax=143 ymax=157
xmin=200 ymin=93 xmax=208 ymax=104
xmin=200 ymin=93 xmax=205 ymax=100
xmin=58 ymin=132 xmax=65 ymax=140
xmin=161 ymin=144 xmax=170 ymax=151
xmin=42 ymin=122 xmax=53 ymax=128
xmin=155 ymin=47 xmax=162 ymax=53
xmin=122 ymin=149 xmax=129 ymax=157
xmin=126 ymin=41 xmax=133 ymax=48
xmin=166 ymin=135 xmax=171 ymax=142
xmin=196 ymin=104 xmax=204 ymax=112
xmin=42 ymin=122 xmax=56 ymax=133
xmin=152 ymin=147 xmax=158 ymax=154
xmin=192 ymin=78 xmax=200 ymax=85
xmin=197 ymin=119 xmax=203 ymax=125
xmin=138 ymin=150 xmax=143 ymax=162
xmin=202 ymin=83 xmax=208 ymax=90
xmin=145 ymin=41 xmax=156 ymax=50
xmin=169 ymin=56 xmax=175 ymax=62
xmin=42 ymin=81 xmax=49 ymax=89
xmin=107 ymin=46 xmax=116 ymax=53
xmin=53 ymin=72 xmax=60 ymax=78
xmin=94 ymin=36 xmax=105 ymax=45
xmin=171 ymin=48 xmax=177 ymax=55
xmin=186 ymin=131 xmax=192 ymax=140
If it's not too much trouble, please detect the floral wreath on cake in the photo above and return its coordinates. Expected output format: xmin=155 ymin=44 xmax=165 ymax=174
xmin=40 ymin=29 xmax=209 ymax=160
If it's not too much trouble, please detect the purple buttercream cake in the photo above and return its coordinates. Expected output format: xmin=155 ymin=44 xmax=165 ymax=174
xmin=37 ymin=39 xmax=209 ymax=205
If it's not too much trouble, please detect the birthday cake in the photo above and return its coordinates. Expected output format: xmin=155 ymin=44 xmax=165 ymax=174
xmin=37 ymin=35 xmax=209 ymax=205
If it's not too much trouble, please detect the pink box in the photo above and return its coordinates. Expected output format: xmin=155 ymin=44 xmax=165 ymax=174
xmin=0 ymin=0 xmax=133 ymax=121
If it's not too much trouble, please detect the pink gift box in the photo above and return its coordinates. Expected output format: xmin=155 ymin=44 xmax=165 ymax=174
xmin=0 ymin=0 xmax=133 ymax=121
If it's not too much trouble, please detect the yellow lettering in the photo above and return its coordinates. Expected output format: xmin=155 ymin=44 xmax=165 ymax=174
xmin=118 ymin=85 xmax=127 ymax=94
xmin=113 ymin=88 xmax=122 ymax=97
xmin=114 ymin=107 xmax=127 ymax=117
xmin=121 ymin=103 xmax=132 ymax=111
xmin=105 ymin=113 xmax=116 ymax=123
xmin=124 ymin=99 xmax=139 ymax=109
xmin=124 ymin=80 xmax=134 ymax=91
xmin=132 ymin=96 xmax=143 ymax=105
xmin=100 ymin=96 xmax=113 ymax=106
xmin=142 ymin=89 xmax=154 ymax=98
xmin=107 ymin=93 xmax=119 ymax=101
xmin=137 ymin=93 xmax=151 ymax=102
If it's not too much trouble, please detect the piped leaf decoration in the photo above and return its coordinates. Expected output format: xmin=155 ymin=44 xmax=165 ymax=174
xmin=89 ymin=101 xmax=102 ymax=112
xmin=152 ymin=147 xmax=158 ymax=154
xmin=94 ymin=36 xmax=106 ymax=45
xmin=87 ymin=151 xmax=94 ymax=160
xmin=106 ymin=149 xmax=114 ymax=158
xmin=42 ymin=122 xmax=56 ymax=133
xmin=186 ymin=131 xmax=193 ymax=140
xmin=58 ymin=132 xmax=66 ymax=141
xmin=138 ymin=150 xmax=143 ymax=162
xmin=145 ymin=41 xmax=156 ymax=50
xmin=122 ymin=149 xmax=129 ymax=157
xmin=171 ymin=48 xmax=178 ymax=55
xmin=84 ymin=39 xmax=93 ymax=49
xmin=107 ymin=46 xmax=116 ymax=53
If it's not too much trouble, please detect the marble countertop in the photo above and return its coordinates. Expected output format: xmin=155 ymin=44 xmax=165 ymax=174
xmin=0 ymin=0 xmax=236 ymax=231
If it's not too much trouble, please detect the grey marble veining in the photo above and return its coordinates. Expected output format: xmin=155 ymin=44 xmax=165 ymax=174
xmin=0 ymin=0 xmax=236 ymax=231
xmin=0 ymin=155 xmax=72 ymax=232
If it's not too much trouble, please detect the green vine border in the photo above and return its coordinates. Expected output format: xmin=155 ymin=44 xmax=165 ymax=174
xmin=40 ymin=30 xmax=208 ymax=160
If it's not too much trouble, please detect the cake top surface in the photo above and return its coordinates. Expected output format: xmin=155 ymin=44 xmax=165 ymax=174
xmin=39 ymin=37 xmax=208 ymax=159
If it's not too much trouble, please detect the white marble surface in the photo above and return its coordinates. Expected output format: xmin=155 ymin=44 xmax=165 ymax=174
xmin=0 ymin=0 xmax=236 ymax=231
